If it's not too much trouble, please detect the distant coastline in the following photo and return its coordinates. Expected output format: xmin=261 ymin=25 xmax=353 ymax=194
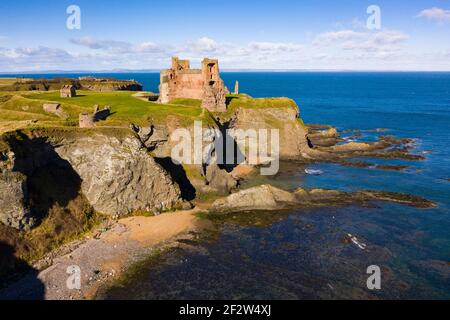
xmin=2 ymin=69 xmax=450 ymax=75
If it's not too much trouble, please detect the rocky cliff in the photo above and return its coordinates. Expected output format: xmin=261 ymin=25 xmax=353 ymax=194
xmin=131 ymin=116 xmax=239 ymax=197
xmin=0 ymin=129 xmax=183 ymax=230
xmin=79 ymin=81 xmax=143 ymax=92
xmin=0 ymin=78 xmax=143 ymax=92
xmin=0 ymin=171 xmax=34 ymax=230
xmin=54 ymin=134 xmax=182 ymax=216
xmin=228 ymin=106 xmax=311 ymax=160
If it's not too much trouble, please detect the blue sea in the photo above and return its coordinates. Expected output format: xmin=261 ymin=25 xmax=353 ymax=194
xmin=4 ymin=72 xmax=450 ymax=299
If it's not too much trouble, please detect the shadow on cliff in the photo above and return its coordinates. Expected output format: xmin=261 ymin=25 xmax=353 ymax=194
xmin=0 ymin=241 xmax=45 ymax=300
xmin=225 ymin=96 xmax=238 ymax=106
xmin=0 ymin=133 xmax=95 ymax=299
xmin=214 ymin=119 xmax=246 ymax=173
xmin=155 ymin=157 xmax=196 ymax=201
xmin=6 ymin=132 xmax=83 ymax=226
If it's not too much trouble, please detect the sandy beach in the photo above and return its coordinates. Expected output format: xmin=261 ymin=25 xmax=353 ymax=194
xmin=1 ymin=208 xmax=209 ymax=300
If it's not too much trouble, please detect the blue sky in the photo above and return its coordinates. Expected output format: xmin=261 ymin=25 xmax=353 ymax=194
xmin=1 ymin=0 xmax=450 ymax=71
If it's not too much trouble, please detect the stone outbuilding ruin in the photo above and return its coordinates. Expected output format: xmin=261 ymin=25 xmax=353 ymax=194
xmin=60 ymin=85 xmax=76 ymax=98
xmin=42 ymin=103 xmax=69 ymax=119
xmin=159 ymin=57 xmax=227 ymax=112
xmin=79 ymin=105 xmax=111 ymax=128
xmin=79 ymin=113 xmax=95 ymax=128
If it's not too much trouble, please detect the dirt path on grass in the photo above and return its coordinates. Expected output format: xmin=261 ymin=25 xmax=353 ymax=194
xmin=0 ymin=208 xmax=209 ymax=300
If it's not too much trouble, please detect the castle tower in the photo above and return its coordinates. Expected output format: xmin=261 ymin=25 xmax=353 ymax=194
xmin=234 ymin=81 xmax=239 ymax=94
xmin=201 ymin=58 xmax=227 ymax=112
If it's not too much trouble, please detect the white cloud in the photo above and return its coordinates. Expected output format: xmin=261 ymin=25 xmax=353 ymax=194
xmin=0 ymin=46 xmax=75 ymax=71
xmin=417 ymin=7 xmax=450 ymax=23
xmin=371 ymin=31 xmax=409 ymax=45
xmin=314 ymin=29 xmax=409 ymax=55
xmin=350 ymin=18 xmax=366 ymax=30
xmin=173 ymin=38 xmax=304 ymax=68
xmin=0 ymin=34 xmax=448 ymax=72
xmin=313 ymin=30 xmax=364 ymax=46
xmin=134 ymin=42 xmax=165 ymax=53
xmin=192 ymin=37 xmax=219 ymax=52
xmin=11 ymin=46 xmax=72 ymax=61
xmin=342 ymin=31 xmax=409 ymax=53
xmin=312 ymin=53 xmax=328 ymax=60
xmin=70 ymin=37 xmax=131 ymax=52
xmin=248 ymin=41 xmax=303 ymax=52
xmin=71 ymin=37 xmax=170 ymax=56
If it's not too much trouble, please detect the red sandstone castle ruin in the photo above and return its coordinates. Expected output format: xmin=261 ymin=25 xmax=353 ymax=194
xmin=159 ymin=57 xmax=228 ymax=112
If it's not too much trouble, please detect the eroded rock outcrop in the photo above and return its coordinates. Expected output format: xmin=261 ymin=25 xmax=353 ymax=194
xmin=210 ymin=185 xmax=299 ymax=212
xmin=0 ymin=171 xmax=34 ymax=230
xmin=54 ymin=134 xmax=183 ymax=216
xmin=0 ymin=130 xmax=184 ymax=230
xmin=130 ymin=124 xmax=169 ymax=151
xmin=205 ymin=163 xmax=238 ymax=195
xmin=229 ymin=106 xmax=312 ymax=160
xmin=133 ymin=118 xmax=239 ymax=196
xmin=209 ymin=185 xmax=436 ymax=214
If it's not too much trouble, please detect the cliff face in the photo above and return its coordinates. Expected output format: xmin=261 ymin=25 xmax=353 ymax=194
xmin=0 ymin=99 xmax=312 ymax=231
xmin=54 ymin=134 xmax=182 ymax=216
xmin=0 ymin=171 xmax=33 ymax=230
xmin=130 ymin=102 xmax=311 ymax=197
xmin=132 ymin=117 xmax=239 ymax=196
xmin=79 ymin=82 xmax=143 ymax=92
xmin=0 ymin=78 xmax=143 ymax=92
xmin=229 ymin=106 xmax=312 ymax=160
xmin=0 ymin=130 xmax=183 ymax=230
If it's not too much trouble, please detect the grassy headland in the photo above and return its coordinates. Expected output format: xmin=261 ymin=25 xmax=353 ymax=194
xmin=0 ymin=89 xmax=300 ymax=135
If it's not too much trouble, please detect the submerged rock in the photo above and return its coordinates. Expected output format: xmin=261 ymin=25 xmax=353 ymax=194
xmin=304 ymin=168 xmax=323 ymax=175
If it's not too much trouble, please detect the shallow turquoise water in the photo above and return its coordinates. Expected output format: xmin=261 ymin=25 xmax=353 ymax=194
xmin=4 ymin=72 xmax=450 ymax=299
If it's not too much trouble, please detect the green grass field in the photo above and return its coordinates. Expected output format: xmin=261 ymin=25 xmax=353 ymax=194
xmin=26 ymin=91 xmax=207 ymax=125
xmin=0 ymin=78 xmax=32 ymax=87
xmin=0 ymin=89 xmax=299 ymax=134
xmin=0 ymin=90 xmax=210 ymax=133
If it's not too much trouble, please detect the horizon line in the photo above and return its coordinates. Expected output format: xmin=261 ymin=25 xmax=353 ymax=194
xmin=0 ymin=69 xmax=450 ymax=75
xmin=2 ymin=68 xmax=450 ymax=75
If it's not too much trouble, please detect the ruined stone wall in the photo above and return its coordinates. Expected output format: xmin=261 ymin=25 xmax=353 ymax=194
xmin=173 ymin=72 xmax=204 ymax=100
xmin=200 ymin=59 xmax=226 ymax=112
xmin=159 ymin=70 xmax=172 ymax=104
xmin=43 ymin=103 xmax=60 ymax=113
xmin=172 ymin=57 xmax=190 ymax=71
xmin=202 ymin=80 xmax=227 ymax=112
xmin=60 ymin=86 xmax=76 ymax=98
xmin=79 ymin=113 xmax=95 ymax=128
